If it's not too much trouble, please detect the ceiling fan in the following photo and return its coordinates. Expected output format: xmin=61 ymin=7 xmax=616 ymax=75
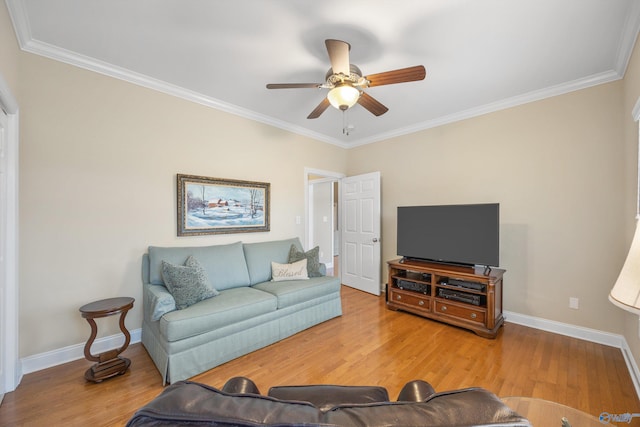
xmin=266 ymin=39 xmax=426 ymax=119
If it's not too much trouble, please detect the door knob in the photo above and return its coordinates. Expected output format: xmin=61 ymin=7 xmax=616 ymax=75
xmin=372 ymin=237 xmax=379 ymax=243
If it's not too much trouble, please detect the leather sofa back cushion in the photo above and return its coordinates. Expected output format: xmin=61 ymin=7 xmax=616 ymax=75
xmin=268 ymin=384 xmax=390 ymax=412
xmin=128 ymin=381 xmax=322 ymax=426
xmin=148 ymin=242 xmax=250 ymax=291
xmin=127 ymin=382 xmax=531 ymax=427
xmin=323 ymin=388 xmax=530 ymax=426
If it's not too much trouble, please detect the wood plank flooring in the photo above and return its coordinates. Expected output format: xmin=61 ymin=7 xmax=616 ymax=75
xmin=1 ymin=285 xmax=638 ymax=426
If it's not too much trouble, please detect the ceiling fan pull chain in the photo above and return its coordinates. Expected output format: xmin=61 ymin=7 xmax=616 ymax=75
xmin=342 ymin=110 xmax=350 ymax=136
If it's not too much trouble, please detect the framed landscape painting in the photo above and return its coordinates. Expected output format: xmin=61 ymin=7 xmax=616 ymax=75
xmin=177 ymin=174 xmax=270 ymax=236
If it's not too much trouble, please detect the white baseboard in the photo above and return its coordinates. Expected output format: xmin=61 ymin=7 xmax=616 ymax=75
xmin=16 ymin=312 xmax=640 ymax=400
xmin=504 ymin=311 xmax=626 ymax=347
xmin=620 ymin=340 xmax=640 ymax=401
xmin=504 ymin=311 xmax=640 ymax=399
xmin=20 ymin=328 xmax=141 ymax=375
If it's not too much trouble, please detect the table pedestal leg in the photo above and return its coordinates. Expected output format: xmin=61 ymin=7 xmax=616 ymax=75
xmin=82 ymin=308 xmax=132 ymax=382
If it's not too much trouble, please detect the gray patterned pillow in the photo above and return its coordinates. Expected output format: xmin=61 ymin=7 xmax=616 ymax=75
xmin=288 ymin=245 xmax=322 ymax=277
xmin=161 ymin=256 xmax=219 ymax=310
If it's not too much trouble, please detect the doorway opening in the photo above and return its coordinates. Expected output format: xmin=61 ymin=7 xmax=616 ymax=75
xmin=304 ymin=168 xmax=344 ymax=278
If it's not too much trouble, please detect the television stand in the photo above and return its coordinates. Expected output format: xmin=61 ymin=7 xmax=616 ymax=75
xmin=387 ymin=259 xmax=504 ymax=338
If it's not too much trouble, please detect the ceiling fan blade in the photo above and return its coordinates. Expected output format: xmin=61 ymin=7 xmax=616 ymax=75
xmin=307 ymin=98 xmax=331 ymax=119
xmin=358 ymin=92 xmax=389 ymax=116
xmin=325 ymin=39 xmax=351 ymax=76
xmin=364 ymin=65 xmax=426 ymax=87
xmin=266 ymin=83 xmax=322 ymax=89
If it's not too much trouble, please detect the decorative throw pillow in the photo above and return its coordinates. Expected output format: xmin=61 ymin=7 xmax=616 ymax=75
xmin=288 ymin=245 xmax=322 ymax=277
xmin=271 ymin=258 xmax=309 ymax=282
xmin=161 ymin=256 xmax=219 ymax=310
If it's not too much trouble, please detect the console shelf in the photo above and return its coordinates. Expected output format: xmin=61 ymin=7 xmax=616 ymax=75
xmin=387 ymin=258 xmax=505 ymax=339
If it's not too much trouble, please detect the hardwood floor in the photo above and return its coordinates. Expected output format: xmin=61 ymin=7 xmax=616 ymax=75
xmin=1 ymin=285 xmax=638 ymax=426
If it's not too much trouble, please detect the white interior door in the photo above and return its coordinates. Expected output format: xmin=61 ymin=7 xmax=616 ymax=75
xmin=341 ymin=172 xmax=381 ymax=295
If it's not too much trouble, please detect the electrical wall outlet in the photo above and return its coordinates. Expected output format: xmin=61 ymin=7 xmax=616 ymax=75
xmin=569 ymin=297 xmax=579 ymax=310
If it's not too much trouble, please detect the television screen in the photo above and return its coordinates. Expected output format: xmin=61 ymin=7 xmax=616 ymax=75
xmin=397 ymin=203 xmax=499 ymax=267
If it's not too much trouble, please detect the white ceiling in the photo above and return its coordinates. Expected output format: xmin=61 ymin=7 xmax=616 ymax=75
xmin=6 ymin=0 xmax=640 ymax=148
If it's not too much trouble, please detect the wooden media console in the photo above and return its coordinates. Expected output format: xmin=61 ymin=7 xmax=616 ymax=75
xmin=387 ymin=258 xmax=504 ymax=338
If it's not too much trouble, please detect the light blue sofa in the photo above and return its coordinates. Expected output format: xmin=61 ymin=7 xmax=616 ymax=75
xmin=141 ymin=237 xmax=342 ymax=385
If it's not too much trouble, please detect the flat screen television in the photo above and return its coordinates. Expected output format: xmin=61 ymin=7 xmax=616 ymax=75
xmin=397 ymin=203 xmax=499 ymax=267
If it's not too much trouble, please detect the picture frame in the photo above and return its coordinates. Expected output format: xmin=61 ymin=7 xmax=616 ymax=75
xmin=177 ymin=174 xmax=270 ymax=236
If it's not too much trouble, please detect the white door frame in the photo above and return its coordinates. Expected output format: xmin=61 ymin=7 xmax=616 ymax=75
xmin=0 ymin=72 xmax=20 ymax=395
xmin=304 ymin=168 xmax=344 ymax=268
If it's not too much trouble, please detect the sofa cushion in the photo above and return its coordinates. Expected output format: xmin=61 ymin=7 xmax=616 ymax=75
xmin=127 ymin=381 xmax=322 ymax=427
xmin=271 ymin=259 xmax=309 ymax=282
xmin=148 ymin=241 xmax=250 ymax=291
xmin=323 ymin=388 xmax=531 ymax=426
xmin=159 ymin=287 xmax=277 ymax=342
xmin=288 ymin=245 xmax=322 ymax=277
xmin=161 ymin=256 xmax=219 ymax=310
xmin=243 ymin=238 xmax=302 ymax=285
xmin=253 ymin=276 xmax=341 ymax=309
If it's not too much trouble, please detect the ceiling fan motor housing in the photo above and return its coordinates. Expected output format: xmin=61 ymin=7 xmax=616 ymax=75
xmin=325 ymin=64 xmax=366 ymax=87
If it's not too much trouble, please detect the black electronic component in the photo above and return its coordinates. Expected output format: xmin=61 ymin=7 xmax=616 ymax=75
xmin=437 ymin=288 xmax=485 ymax=306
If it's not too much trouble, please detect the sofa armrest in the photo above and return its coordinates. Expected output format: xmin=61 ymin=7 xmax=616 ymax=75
xmin=319 ymin=263 xmax=327 ymax=276
xmin=396 ymin=380 xmax=436 ymax=402
xmin=222 ymin=377 xmax=261 ymax=395
xmin=143 ymin=283 xmax=176 ymax=322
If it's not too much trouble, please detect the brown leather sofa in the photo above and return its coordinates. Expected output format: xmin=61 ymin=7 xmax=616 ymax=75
xmin=126 ymin=376 xmax=531 ymax=426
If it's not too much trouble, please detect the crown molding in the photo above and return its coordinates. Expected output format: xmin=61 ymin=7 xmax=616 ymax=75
xmin=3 ymin=0 xmax=350 ymax=148
xmin=345 ymin=69 xmax=623 ymax=148
xmin=615 ymin=0 xmax=640 ymax=76
xmin=15 ymin=36 xmax=350 ymax=148
xmin=4 ymin=0 xmax=31 ymax=49
xmin=4 ymin=0 xmax=634 ymax=149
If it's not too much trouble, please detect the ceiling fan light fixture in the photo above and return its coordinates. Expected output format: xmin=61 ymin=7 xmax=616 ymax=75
xmin=327 ymin=84 xmax=360 ymax=111
xmin=266 ymin=39 xmax=425 ymax=119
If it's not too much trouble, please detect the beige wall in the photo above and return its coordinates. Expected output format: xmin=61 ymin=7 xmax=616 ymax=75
xmin=3 ymin=0 xmax=640 ymax=365
xmin=348 ymin=81 xmax=627 ymax=334
xmin=1 ymin=2 xmax=348 ymax=356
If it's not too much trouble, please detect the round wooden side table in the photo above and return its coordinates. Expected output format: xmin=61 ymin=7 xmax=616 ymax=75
xmin=79 ymin=297 xmax=134 ymax=383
